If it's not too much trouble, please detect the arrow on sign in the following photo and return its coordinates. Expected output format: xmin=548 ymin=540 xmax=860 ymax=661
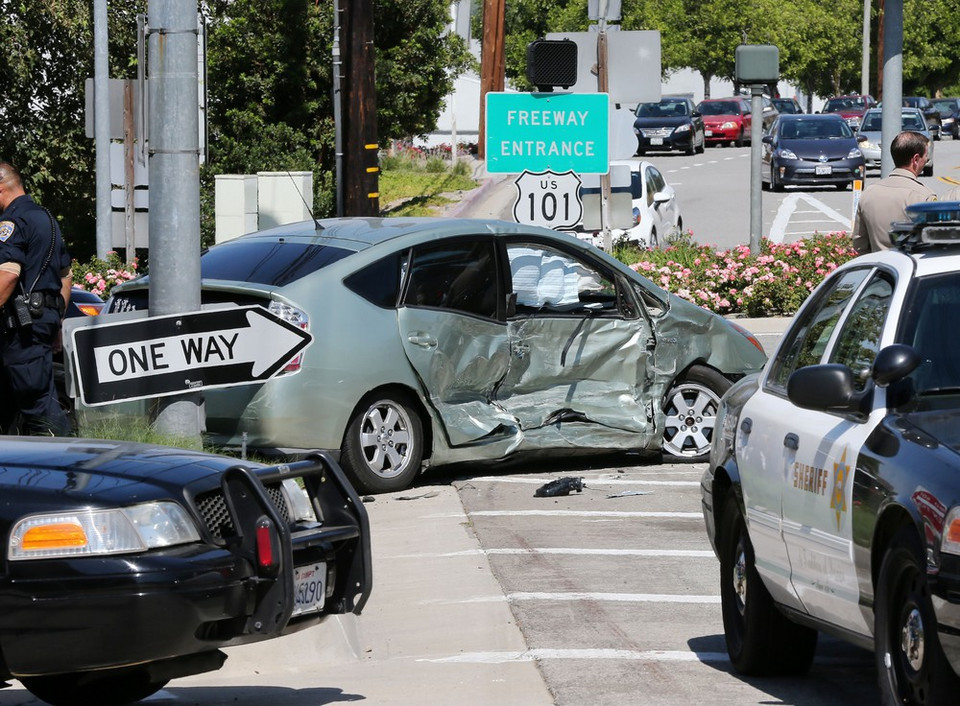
xmin=71 ymin=306 xmax=312 ymax=406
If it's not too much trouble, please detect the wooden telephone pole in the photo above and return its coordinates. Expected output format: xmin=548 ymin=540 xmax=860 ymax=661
xmin=478 ymin=0 xmax=505 ymax=159
xmin=339 ymin=0 xmax=380 ymax=215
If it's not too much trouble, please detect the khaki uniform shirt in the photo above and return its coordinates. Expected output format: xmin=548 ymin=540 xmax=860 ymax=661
xmin=851 ymin=168 xmax=936 ymax=254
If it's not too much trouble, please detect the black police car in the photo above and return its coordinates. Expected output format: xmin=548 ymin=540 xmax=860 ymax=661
xmin=0 ymin=438 xmax=370 ymax=705
xmin=701 ymin=202 xmax=960 ymax=703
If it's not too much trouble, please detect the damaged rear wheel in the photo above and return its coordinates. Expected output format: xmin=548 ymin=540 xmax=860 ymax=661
xmin=661 ymin=365 xmax=729 ymax=462
xmin=341 ymin=392 xmax=423 ymax=494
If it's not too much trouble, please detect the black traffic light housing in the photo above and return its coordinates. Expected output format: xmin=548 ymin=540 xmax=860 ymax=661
xmin=526 ymin=39 xmax=578 ymax=91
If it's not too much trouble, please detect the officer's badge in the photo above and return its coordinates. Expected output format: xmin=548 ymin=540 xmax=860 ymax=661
xmin=0 ymin=221 xmax=13 ymax=242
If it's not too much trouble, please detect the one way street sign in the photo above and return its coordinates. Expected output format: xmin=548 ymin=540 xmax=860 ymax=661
xmin=70 ymin=306 xmax=312 ymax=406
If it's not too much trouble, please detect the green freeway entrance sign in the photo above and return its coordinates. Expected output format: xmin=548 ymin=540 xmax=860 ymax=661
xmin=485 ymin=92 xmax=609 ymax=174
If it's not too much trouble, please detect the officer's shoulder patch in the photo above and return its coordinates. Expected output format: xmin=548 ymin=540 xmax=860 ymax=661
xmin=0 ymin=221 xmax=14 ymax=242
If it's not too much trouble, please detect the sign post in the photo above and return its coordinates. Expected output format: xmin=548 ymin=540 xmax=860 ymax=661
xmin=69 ymin=306 xmax=312 ymax=406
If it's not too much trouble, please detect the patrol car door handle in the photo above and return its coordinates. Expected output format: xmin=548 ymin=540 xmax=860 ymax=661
xmin=784 ymin=433 xmax=799 ymax=450
xmin=407 ymin=333 xmax=437 ymax=349
xmin=740 ymin=418 xmax=752 ymax=434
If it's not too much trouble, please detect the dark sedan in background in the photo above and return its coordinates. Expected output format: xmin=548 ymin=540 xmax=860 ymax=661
xmin=633 ymin=96 xmax=705 ymax=155
xmin=0 ymin=438 xmax=370 ymax=706
xmin=761 ymin=114 xmax=866 ymax=191
xmin=931 ymin=97 xmax=960 ymax=139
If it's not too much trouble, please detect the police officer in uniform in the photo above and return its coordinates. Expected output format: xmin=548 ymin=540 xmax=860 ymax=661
xmin=0 ymin=162 xmax=73 ymax=435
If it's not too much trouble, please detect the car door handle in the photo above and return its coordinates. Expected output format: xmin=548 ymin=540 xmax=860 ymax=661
xmin=407 ymin=333 xmax=437 ymax=349
xmin=784 ymin=433 xmax=799 ymax=451
xmin=740 ymin=418 xmax=752 ymax=435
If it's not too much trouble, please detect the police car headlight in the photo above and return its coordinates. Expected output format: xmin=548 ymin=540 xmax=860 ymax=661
xmin=8 ymin=502 xmax=201 ymax=561
xmin=281 ymin=478 xmax=318 ymax=523
xmin=941 ymin=507 xmax=960 ymax=556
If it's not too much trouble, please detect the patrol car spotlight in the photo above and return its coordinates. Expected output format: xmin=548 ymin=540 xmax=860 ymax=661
xmin=525 ymin=38 xmax=578 ymax=91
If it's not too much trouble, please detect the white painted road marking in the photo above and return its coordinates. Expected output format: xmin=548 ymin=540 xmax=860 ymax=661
xmin=392 ymin=548 xmax=715 ymax=559
xmin=420 ymin=649 xmax=731 ymax=664
xmin=768 ymin=193 xmax=852 ymax=243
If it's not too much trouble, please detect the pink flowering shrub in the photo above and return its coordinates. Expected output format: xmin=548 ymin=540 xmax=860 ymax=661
xmin=622 ymin=231 xmax=858 ymax=317
xmin=72 ymin=252 xmax=139 ymax=298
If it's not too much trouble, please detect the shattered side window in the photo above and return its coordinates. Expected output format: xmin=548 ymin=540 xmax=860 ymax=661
xmin=402 ymin=239 xmax=499 ymax=319
xmin=506 ymin=243 xmax=619 ymax=316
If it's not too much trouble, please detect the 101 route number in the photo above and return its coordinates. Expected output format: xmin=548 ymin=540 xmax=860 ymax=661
xmin=512 ymin=170 xmax=583 ymax=230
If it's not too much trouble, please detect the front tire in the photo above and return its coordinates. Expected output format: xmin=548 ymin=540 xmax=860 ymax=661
xmin=341 ymin=392 xmax=424 ymax=494
xmin=20 ymin=671 xmax=168 ymax=706
xmin=875 ymin=527 xmax=960 ymax=705
xmin=719 ymin=497 xmax=818 ymax=675
xmin=661 ymin=365 xmax=729 ymax=462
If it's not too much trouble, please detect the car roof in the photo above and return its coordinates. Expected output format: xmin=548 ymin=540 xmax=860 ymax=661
xmin=779 ymin=113 xmax=844 ymax=121
xmin=222 ymin=216 xmax=562 ymax=252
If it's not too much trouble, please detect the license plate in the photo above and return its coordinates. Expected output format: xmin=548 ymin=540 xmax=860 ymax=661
xmin=292 ymin=562 xmax=326 ymax=617
xmin=815 ymin=165 xmax=832 ymax=175
xmin=650 ymin=137 xmax=663 ymax=145
xmin=705 ymin=130 xmax=713 ymax=136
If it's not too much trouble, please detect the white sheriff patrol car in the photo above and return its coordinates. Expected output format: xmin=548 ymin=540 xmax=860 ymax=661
xmin=701 ymin=201 xmax=960 ymax=705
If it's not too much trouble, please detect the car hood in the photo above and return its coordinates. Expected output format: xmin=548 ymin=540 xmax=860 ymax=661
xmin=899 ymin=407 xmax=960 ymax=456
xmin=778 ymin=138 xmax=858 ymax=160
xmin=702 ymin=113 xmax=742 ymax=121
xmin=634 ymin=116 xmax=690 ymax=128
xmin=0 ymin=436 xmax=245 ymax=511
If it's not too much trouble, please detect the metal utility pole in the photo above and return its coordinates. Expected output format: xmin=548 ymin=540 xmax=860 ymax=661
xmin=478 ymin=0 xmax=505 ymax=160
xmin=93 ymin=0 xmax=112 ymax=259
xmin=147 ymin=0 xmax=203 ymax=440
xmin=880 ymin=0 xmax=902 ymax=177
xmin=340 ymin=0 xmax=379 ymax=216
xmin=861 ymin=0 xmax=871 ymax=97
xmin=750 ymin=86 xmax=763 ymax=254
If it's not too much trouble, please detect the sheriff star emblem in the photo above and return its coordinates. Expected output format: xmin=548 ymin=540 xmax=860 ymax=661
xmin=830 ymin=449 xmax=851 ymax=531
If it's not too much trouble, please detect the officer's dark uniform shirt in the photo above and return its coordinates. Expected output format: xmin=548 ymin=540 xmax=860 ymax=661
xmin=0 ymin=194 xmax=71 ymax=295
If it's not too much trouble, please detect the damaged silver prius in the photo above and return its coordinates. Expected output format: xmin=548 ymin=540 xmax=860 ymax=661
xmin=103 ymin=218 xmax=766 ymax=493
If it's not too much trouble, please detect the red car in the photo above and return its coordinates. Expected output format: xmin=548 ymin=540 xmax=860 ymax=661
xmin=697 ymin=97 xmax=753 ymax=147
xmin=822 ymin=94 xmax=876 ymax=129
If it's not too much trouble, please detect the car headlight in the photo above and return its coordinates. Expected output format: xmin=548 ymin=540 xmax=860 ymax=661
xmin=847 ymin=148 xmax=863 ymax=159
xmin=942 ymin=507 xmax=960 ymax=556
xmin=8 ymin=502 xmax=201 ymax=561
xmin=674 ymin=123 xmax=691 ymax=134
xmin=778 ymin=148 xmax=798 ymax=160
xmin=281 ymin=478 xmax=318 ymax=523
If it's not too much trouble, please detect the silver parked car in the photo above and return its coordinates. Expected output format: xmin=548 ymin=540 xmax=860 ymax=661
xmin=856 ymin=107 xmax=934 ymax=175
xmin=105 ymin=218 xmax=766 ymax=493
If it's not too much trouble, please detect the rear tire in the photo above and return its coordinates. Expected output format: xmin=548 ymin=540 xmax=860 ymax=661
xmin=875 ymin=527 xmax=960 ymax=705
xmin=341 ymin=391 xmax=423 ymax=494
xmin=719 ymin=497 xmax=818 ymax=675
xmin=21 ymin=671 xmax=168 ymax=706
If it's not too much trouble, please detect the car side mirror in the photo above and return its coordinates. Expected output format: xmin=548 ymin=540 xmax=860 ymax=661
xmin=692 ymin=110 xmax=702 ymax=118
xmin=872 ymin=344 xmax=921 ymax=387
xmin=857 ymin=134 xmax=868 ymax=142
xmin=652 ymin=191 xmax=671 ymax=205
xmin=762 ymin=135 xmax=773 ymax=144
xmin=787 ymin=364 xmax=858 ymax=412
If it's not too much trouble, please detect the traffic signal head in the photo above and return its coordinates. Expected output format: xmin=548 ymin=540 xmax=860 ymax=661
xmin=526 ymin=39 xmax=578 ymax=91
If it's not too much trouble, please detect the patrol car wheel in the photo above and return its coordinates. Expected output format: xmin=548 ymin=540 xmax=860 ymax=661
xmin=341 ymin=392 xmax=423 ymax=494
xmin=21 ymin=671 xmax=168 ymax=706
xmin=661 ymin=366 xmax=728 ymax=462
xmin=875 ymin=528 xmax=960 ymax=705
xmin=719 ymin=497 xmax=818 ymax=675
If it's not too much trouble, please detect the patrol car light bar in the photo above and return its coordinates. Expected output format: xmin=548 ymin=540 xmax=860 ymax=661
xmin=892 ymin=201 xmax=960 ymax=252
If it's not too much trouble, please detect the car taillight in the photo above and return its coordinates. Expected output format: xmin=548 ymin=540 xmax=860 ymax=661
xmin=268 ymin=301 xmax=309 ymax=373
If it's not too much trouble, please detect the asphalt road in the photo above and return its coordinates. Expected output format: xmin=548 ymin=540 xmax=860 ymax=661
xmin=462 ymin=136 xmax=960 ymax=251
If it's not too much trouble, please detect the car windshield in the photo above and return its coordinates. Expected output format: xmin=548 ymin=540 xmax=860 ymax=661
xmin=636 ymin=100 xmax=687 ymax=118
xmin=780 ymin=119 xmax=853 ymax=139
xmin=199 ymin=240 xmax=353 ymax=286
xmin=698 ymin=101 xmax=740 ymax=116
xmin=824 ymin=98 xmax=851 ymax=112
xmin=859 ymin=112 xmax=925 ymax=132
xmin=773 ymin=100 xmax=798 ymax=114
xmin=899 ymin=272 xmax=960 ymax=394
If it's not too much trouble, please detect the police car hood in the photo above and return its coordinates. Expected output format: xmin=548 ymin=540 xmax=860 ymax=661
xmin=0 ymin=436 xmax=242 ymax=514
xmin=899 ymin=407 xmax=960 ymax=455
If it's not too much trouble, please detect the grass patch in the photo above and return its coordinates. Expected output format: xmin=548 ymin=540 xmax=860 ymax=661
xmin=379 ymin=156 xmax=477 ymax=217
xmin=78 ymin=415 xmax=205 ymax=451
